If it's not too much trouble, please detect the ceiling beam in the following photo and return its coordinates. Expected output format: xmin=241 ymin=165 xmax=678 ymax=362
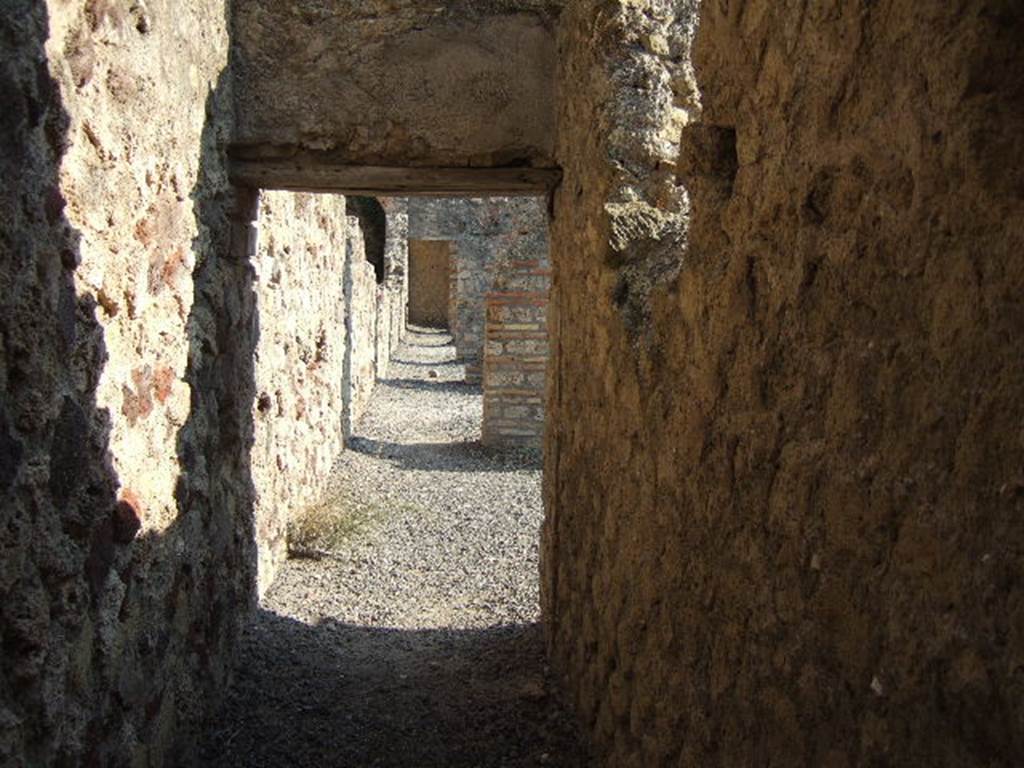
xmin=228 ymin=160 xmax=562 ymax=197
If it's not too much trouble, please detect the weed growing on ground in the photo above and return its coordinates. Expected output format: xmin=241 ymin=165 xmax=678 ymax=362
xmin=287 ymin=483 xmax=423 ymax=559
xmin=287 ymin=487 xmax=380 ymax=558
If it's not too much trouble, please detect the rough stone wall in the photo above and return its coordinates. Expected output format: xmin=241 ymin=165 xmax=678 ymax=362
xmin=482 ymin=236 xmax=550 ymax=447
xmin=374 ymin=198 xmax=410 ymax=381
xmin=408 ymin=240 xmax=452 ymax=328
xmin=544 ymin=1 xmax=1024 ymax=766
xmin=251 ymin=192 xmax=348 ymax=596
xmin=374 ymin=289 xmax=392 ymax=380
xmin=345 ymin=220 xmax=380 ymax=427
xmin=449 ymin=254 xmax=460 ymax=336
xmin=408 ymin=198 xmax=548 ymax=384
xmin=232 ymin=1 xmax=561 ymax=168
xmin=0 ymin=1 xmax=255 ymax=765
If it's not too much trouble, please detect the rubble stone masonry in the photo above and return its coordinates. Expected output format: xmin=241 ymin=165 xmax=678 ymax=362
xmin=374 ymin=198 xmax=410 ymax=382
xmin=1 ymin=1 xmax=249 ymax=764
xmin=544 ymin=1 xmax=1024 ymax=765
xmin=344 ymin=218 xmax=380 ymax=430
xmin=251 ymin=192 xmax=349 ymax=596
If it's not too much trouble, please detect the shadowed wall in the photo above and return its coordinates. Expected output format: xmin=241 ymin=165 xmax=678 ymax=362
xmin=544 ymin=1 xmax=1024 ymax=765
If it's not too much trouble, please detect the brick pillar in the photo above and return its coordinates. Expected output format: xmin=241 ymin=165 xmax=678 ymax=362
xmin=481 ymin=259 xmax=549 ymax=447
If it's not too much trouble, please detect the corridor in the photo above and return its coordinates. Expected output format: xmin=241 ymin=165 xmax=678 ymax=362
xmin=199 ymin=329 xmax=585 ymax=767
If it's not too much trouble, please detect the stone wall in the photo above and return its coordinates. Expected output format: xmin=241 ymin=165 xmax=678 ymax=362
xmin=231 ymin=1 xmax=560 ymax=169
xmin=251 ymin=192 xmax=348 ymax=596
xmin=408 ymin=197 xmax=548 ymax=384
xmin=544 ymin=1 xmax=1024 ymax=766
xmin=0 ymin=1 xmax=252 ymax=764
xmin=337 ymin=201 xmax=408 ymax=435
xmin=374 ymin=198 xmax=410 ymax=381
xmin=345 ymin=219 xmax=381 ymax=429
xmin=449 ymin=254 xmax=460 ymax=335
xmin=482 ymin=293 xmax=548 ymax=448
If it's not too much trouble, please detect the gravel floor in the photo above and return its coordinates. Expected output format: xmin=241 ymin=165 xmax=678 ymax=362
xmin=200 ymin=328 xmax=587 ymax=767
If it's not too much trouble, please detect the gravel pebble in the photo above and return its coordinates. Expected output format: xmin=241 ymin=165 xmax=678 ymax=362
xmin=200 ymin=328 xmax=587 ymax=767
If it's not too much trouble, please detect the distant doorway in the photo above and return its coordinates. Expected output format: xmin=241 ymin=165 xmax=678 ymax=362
xmin=408 ymin=240 xmax=452 ymax=328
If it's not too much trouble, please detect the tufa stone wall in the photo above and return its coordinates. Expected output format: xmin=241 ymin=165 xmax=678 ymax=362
xmin=1 ymin=5 xmax=397 ymax=764
xmin=544 ymin=0 xmax=1024 ymax=766
xmin=0 ymin=1 xmax=253 ymax=764
xmin=339 ymin=200 xmax=408 ymax=437
xmin=231 ymin=1 xmax=561 ymax=169
xmin=449 ymin=251 xmax=460 ymax=336
xmin=251 ymin=191 xmax=349 ymax=596
xmin=344 ymin=219 xmax=381 ymax=430
xmin=374 ymin=198 xmax=410 ymax=382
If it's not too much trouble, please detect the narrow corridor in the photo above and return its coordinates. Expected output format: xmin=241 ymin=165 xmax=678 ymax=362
xmin=200 ymin=329 xmax=584 ymax=767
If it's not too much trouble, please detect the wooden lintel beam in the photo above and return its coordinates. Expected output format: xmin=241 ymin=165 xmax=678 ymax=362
xmin=228 ymin=160 xmax=562 ymax=197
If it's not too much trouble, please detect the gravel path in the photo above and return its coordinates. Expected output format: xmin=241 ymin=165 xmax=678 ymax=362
xmin=200 ymin=328 xmax=586 ymax=767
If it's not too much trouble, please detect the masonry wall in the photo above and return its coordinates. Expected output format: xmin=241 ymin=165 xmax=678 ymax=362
xmin=482 ymin=232 xmax=550 ymax=447
xmin=231 ymin=1 xmax=559 ymax=169
xmin=449 ymin=255 xmax=460 ymax=336
xmin=374 ymin=198 xmax=410 ymax=381
xmin=345 ymin=220 xmax=380 ymax=427
xmin=408 ymin=198 xmax=548 ymax=384
xmin=449 ymin=241 xmax=489 ymax=384
xmin=251 ymin=192 xmax=348 ymax=596
xmin=0 ymin=1 xmax=254 ymax=764
xmin=544 ymin=1 xmax=1024 ymax=766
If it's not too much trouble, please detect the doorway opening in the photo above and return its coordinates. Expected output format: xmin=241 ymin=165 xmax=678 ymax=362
xmin=408 ymin=240 xmax=452 ymax=328
xmin=201 ymin=192 xmax=581 ymax=766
